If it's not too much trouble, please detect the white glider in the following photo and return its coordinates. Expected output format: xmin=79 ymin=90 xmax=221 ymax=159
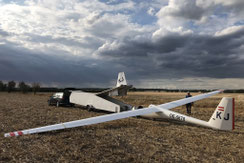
xmin=4 ymin=89 xmax=235 ymax=137
xmin=69 ymin=72 xmax=133 ymax=113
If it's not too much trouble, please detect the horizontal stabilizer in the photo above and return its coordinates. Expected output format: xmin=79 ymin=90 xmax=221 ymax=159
xmin=97 ymin=72 xmax=131 ymax=96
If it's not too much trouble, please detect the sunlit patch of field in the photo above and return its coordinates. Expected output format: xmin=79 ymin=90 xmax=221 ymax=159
xmin=0 ymin=92 xmax=244 ymax=162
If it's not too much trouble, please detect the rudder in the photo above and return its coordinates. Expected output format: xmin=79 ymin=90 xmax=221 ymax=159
xmin=208 ymin=97 xmax=235 ymax=130
xmin=116 ymin=72 xmax=127 ymax=87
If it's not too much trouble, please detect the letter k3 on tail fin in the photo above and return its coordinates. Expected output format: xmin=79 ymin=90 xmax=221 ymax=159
xmin=116 ymin=72 xmax=127 ymax=87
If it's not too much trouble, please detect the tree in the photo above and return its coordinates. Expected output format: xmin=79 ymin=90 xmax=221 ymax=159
xmin=7 ymin=81 xmax=16 ymax=93
xmin=18 ymin=81 xmax=30 ymax=93
xmin=0 ymin=81 xmax=5 ymax=91
xmin=32 ymin=82 xmax=40 ymax=94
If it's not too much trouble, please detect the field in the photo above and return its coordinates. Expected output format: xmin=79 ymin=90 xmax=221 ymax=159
xmin=0 ymin=92 xmax=244 ymax=162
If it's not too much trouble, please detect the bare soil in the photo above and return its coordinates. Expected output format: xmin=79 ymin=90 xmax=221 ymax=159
xmin=0 ymin=92 xmax=244 ymax=162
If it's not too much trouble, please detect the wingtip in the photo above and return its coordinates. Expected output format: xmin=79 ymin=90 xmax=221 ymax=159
xmin=4 ymin=131 xmax=23 ymax=137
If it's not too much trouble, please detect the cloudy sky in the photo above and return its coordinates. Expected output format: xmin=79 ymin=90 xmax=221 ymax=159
xmin=0 ymin=0 xmax=244 ymax=89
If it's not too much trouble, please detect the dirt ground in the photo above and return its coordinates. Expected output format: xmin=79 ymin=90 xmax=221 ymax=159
xmin=0 ymin=92 xmax=244 ymax=162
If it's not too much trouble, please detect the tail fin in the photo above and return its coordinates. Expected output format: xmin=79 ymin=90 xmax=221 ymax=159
xmin=116 ymin=72 xmax=127 ymax=87
xmin=208 ymin=97 xmax=235 ymax=130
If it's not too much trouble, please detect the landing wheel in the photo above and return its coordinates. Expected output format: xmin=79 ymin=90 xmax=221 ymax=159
xmin=137 ymin=106 xmax=143 ymax=109
xmin=86 ymin=105 xmax=93 ymax=112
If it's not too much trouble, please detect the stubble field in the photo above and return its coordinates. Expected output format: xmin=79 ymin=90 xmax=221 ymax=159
xmin=0 ymin=92 xmax=244 ymax=162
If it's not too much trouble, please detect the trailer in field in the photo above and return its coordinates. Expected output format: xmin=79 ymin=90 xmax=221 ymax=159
xmin=70 ymin=91 xmax=132 ymax=112
xmin=69 ymin=72 xmax=133 ymax=112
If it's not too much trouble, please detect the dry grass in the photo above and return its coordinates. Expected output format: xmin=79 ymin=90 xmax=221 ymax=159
xmin=0 ymin=92 xmax=244 ymax=162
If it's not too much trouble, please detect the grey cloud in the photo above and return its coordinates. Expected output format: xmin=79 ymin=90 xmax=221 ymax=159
xmin=86 ymin=20 xmax=128 ymax=39
xmin=157 ymin=0 xmax=244 ymax=25
xmin=215 ymin=0 xmax=244 ymax=13
xmin=85 ymin=12 xmax=102 ymax=25
xmin=169 ymin=2 xmax=205 ymax=20
xmin=61 ymin=13 xmax=82 ymax=22
xmin=25 ymin=33 xmax=103 ymax=50
xmin=99 ymin=33 xmax=188 ymax=57
xmin=98 ymin=26 xmax=244 ymax=80
xmin=0 ymin=43 xmax=120 ymax=87
xmin=0 ymin=29 xmax=9 ymax=37
xmin=158 ymin=0 xmax=207 ymax=21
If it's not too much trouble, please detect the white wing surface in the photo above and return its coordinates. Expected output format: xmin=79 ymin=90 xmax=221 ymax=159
xmin=157 ymin=90 xmax=223 ymax=110
xmin=4 ymin=90 xmax=222 ymax=137
xmin=5 ymin=107 xmax=159 ymax=137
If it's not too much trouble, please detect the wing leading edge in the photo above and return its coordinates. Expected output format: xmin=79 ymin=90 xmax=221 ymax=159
xmin=4 ymin=90 xmax=222 ymax=137
xmin=158 ymin=89 xmax=223 ymax=110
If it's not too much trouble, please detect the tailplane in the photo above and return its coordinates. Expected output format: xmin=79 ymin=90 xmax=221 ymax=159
xmin=116 ymin=72 xmax=127 ymax=87
xmin=208 ymin=97 xmax=235 ymax=130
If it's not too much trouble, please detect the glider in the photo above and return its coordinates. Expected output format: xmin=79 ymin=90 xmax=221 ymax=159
xmin=4 ymin=89 xmax=235 ymax=137
xmin=69 ymin=72 xmax=133 ymax=112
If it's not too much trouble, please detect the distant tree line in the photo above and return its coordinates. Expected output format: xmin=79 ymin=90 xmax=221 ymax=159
xmin=0 ymin=81 xmax=40 ymax=94
xmin=129 ymin=88 xmax=212 ymax=93
xmin=1 ymin=81 xmax=243 ymax=93
xmin=129 ymin=88 xmax=244 ymax=93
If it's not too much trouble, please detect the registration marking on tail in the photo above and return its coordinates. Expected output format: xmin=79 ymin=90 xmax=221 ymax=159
xmin=218 ymin=106 xmax=224 ymax=111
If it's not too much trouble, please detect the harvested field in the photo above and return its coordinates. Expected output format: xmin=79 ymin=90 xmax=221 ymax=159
xmin=0 ymin=92 xmax=244 ymax=162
